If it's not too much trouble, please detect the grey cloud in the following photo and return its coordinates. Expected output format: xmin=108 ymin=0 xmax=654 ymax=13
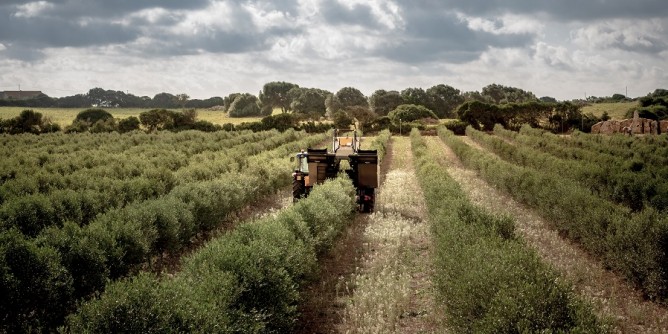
xmin=378 ymin=6 xmax=534 ymax=64
xmin=0 ymin=44 xmax=45 ymax=62
xmin=0 ymin=14 xmax=139 ymax=48
xmin=400 ymin=0 xmax=668 ymax=21
xmin=320 ymin=0 xmax=380 ymax=28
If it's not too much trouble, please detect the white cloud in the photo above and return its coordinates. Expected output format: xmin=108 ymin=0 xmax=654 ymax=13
xmin=13 ymin=1 xmax=54 ymax=18
xmin=457 ymin=13 xmax=544 ymax=36
xmin=571 ymin=18 xmax=667 ymax=53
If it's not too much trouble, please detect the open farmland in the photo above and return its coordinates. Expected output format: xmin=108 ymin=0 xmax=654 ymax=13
xmin=0 ymin=107 xmax=266 ymax=127
xmin=582 ymin=101 xmax=638 ymax=120
xmin=1 ymin=126 xmax=668 ymax=333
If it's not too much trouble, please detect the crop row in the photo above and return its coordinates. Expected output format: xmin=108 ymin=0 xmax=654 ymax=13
xmin=0 ymin=130 xmax=316 ymax=237
xmin=518 ymin=124 xmax=668 ymax=167
xmin=475 ymin=125 xmax=668 ymax=212
xmin=410 ymin=129 xmax=604 ymax=332
xmin=0 ymin=130 xmax=294 ymax=202
xmin=64 ymin=177 xmax=356 ymax=333
xmin=0 ymin=131 xmax=328 ymax=333
xmin=499 ymin=125 xmax=668 ymax=181
xmin=440 ymin=126 xmax=668 ymax=303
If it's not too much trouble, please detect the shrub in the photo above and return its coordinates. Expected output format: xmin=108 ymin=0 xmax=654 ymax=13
xmin=74 ymin=109 xmax=113 ymax=124
xmin=118 ymin=116 xmax=140 ymax=133
xmin=228 ymin=94 xmax=262 ymax=117
xmin=388 ymin=104 xmax=438 ymax=123
xmin=0 ymin=229 xmax=74 ymax=332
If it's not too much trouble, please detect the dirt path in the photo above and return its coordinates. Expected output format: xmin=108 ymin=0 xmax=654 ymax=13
xmin=295 ymin=136 xmax=445 ymax=333
xmin=428 ymin=136 xmax=668 ymax=333
xmin=336 ymin=136 xmax=444 ymax=333
xmin=294 ymin=138 xmax=394 ymax=334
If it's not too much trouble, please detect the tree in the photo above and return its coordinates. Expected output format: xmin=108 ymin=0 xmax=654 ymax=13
xmin=151 ymin=93 xmax=178 ymax=108
xmin=388 ymin=104 xmax=438 ymax=124
xmin=369 ymin=90 xmax=404 ymax=116
xmin=175 ymin=93 xmax=190 ymax=109
xmin=223 ymin=93 xmax=241 ymax=112
xmin=540 ymin=96 xmax=558 ymax=103
xmin=332 ymin=110 xmax=353 ymax=129
xmin=289 ymin=88 xmax=329 ymax=119
xmin=259 ymin=81 xmax=299 ymax=113
xmin=481 ymin=84 xmax=537 ymax=104
xmin=118 ymin=117 xmax=140 ymax=133
xmin=335 ymin=87 xmax=368 ymax=109
xmin=426 ymin=84 xmax=464 ymax=118
xmin=228 ymin=94 xmax=262 ymax=117
xmin=400 ymin=87 xmax=430 ymax=108
xmin=75 ymin=109 xmax=113 ymax=124
xmin=325 ymin=94 xmax=342 ymax=117
xmin=139 ymin=109 xmax=175 ymax=131
xmin=346 ymin=105 xmax=377 ymax=131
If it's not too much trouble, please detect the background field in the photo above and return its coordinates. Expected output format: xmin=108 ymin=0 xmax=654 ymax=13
xmin=581 ymin=101 xmax=637 ymax=119
xmin=0 ymin=107 xmax=266 ymax=127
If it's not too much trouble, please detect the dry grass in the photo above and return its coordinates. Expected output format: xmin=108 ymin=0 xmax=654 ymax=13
xmin=338 ymin=137 xmax=445 ymax=334
xmin=581 ymin=101 xmax=638 ymax=120
xmin=431 ymin=135 xmax=668 ymax=333
xmin=0 ymin=106 xmax=265 ymax=127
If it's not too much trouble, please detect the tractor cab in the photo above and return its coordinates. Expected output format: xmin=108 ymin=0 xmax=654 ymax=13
xmin=291 ymin=129 xmax=378 ymax=212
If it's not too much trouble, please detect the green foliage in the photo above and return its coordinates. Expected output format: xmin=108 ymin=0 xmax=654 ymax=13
xmin=259 ymin=81 xmax=300 ymax=113
xmin=448 ymin=125 xmax=668 ymax=302
xmin=228 ymin=93 xmax=262 ymax=117
xmin=480 ymin=83 xmax=537 ymax=104
xmin=442 ymin=119 xmax=468 ymax=135
xmin=332 ymin=110 xmax=353 ymax=129
xmin=67 ymin=271 xmax=239 ymax=333
xmin=288 ymin=87 xmax=329 ymax=118
xmin=388 ymin=104 xmax=438 ymax=123
xmin=412 ymin=129 xmax=605 ymax=333
xmin=74 ymin=108 xmax=113 ymax=124
xmin=118 ymin=116 xmax=140 ymax=132
xmin=0 ymin=109 xmax=58 ymax=134
xmin=335 ymin=87 xmax=368 ymax=109
xmin=426 ymin=84 xmax=464 ymax=118
xmin=369 ymin=89 xmax=403 ymax=116
xmin=0 ymin=229 xmax=74 ymax=332
xmin=66 ymin=178 xmax=356 ymax=333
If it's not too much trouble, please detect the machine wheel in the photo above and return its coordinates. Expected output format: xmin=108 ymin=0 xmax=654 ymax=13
xmin=358 ymin=188 xmax=375 ymax=213
xmin=293 ymin=178 xmax=305 ymax=202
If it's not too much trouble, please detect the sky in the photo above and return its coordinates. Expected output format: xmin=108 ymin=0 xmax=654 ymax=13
xmin=0 ymin=0 xmax=666 ymax=101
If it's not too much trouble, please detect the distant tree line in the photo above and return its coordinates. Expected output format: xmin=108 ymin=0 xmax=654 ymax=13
xmin=626 ymin=89 xmax=668 ymax=121
xmin=0 ymin=88 xmax=223 ymax=109
xmin=2 ymin=82 xmax=665 ymax=135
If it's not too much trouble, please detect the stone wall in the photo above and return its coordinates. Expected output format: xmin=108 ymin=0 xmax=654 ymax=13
xmin=591 ymin=118 xmax=667 ymax=135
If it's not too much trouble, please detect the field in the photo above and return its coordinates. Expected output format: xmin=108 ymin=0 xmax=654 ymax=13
xmin=0 ymin=107 xmax=266 ymax=127
xmin=1 ymin=126 xmax=668 ymax=333
xmin=581 ymin=101 xmax=638 ymax=119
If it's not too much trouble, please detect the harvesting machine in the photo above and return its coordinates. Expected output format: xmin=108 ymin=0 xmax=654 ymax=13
xmin=291 ymin=129 xmax=378 ymax=212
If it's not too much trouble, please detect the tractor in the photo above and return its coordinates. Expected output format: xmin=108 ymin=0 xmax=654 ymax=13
xmin=291 ymin=129 xmax=378 ymax=212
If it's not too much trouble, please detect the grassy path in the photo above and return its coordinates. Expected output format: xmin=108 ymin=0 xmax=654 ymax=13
xmin=428 ymin=135 xmax=668 ymax=333
xmin=338 ymin=136 xmax=445 ymax=333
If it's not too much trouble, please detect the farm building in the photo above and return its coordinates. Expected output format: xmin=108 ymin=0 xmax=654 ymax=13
xmin=0 ymin=90 xmax=43 ymax=100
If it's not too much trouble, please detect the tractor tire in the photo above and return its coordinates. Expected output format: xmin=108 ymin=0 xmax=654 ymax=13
xmin=293 ymin=178 xmax=305 ymax=202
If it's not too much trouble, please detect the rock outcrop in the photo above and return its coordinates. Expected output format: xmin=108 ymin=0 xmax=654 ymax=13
xmin=591 ymin=112 xmax=667 ymax=135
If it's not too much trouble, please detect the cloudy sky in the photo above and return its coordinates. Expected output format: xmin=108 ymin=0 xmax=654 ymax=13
xmin=0 ymin=0 xmax=666 ymax=101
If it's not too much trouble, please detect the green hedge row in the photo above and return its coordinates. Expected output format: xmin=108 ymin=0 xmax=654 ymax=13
xmin=0 ymin=132 xmax=328 ymax=333
xmin=518 ymin=124 xmax=668 ymax=167
xmin=368 ymin=129 xmax=391 ymax=161
xmin=475 ymin=125 xmax=668 ymax=212
xmin=0 ymin=130 xmax=314 ymax=237
xmin=440 ymin=126 xmax=668 ymax=302
xmin=410 ymin=129 xmax=605 ymax=333
xmin=65 ymin=177 xmax=356 ymax=333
